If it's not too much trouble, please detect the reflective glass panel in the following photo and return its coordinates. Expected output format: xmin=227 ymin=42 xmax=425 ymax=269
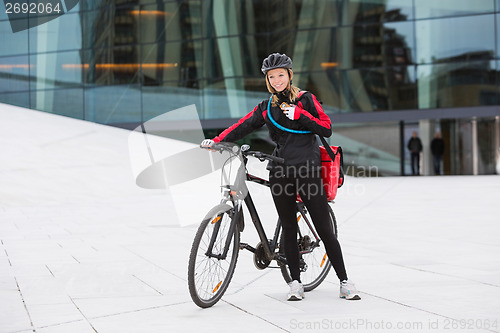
xmin=140 ymin=2 xmax=191 ymax=44
xmin=30 ymin=88 xmax=84 ymax=118
xmin=340 ymin=66 xmax=417 ymax=112
xmin=30 ymin=51 xmax=83 ymax=90
xmin=64 ymin=0 xmax=80 ymax=12
xmin=239 ymin=0 xmax=300 ymax=37
xmin=291 ymin=28 xmax=338 ymax=76
xmin=111 ymin=6 xmax=140 ymax=46
xmin=267 ymin=28 xmax=297 ymax=60
xmin=251 ymin=1 xmax=272 ymax=35
xmin=199 ymin=78 xmax=269 ymax=120
xmin=477 ymin=117 xmax=498 ymax=174
xmin=284 ymin=0 xmax=341 ymax=29
xmin=333 ymin=121 xmax=401 ymax=176
xmin=415 ymin=0 xmax=494 ymax=20
xmin=29 ymin=12 xmax=82 ymax=53
xmin=417 ymin=60 xmax=498 ymax=109
xmin=0 ymin=92 xmax=29 ymax=108
xmin=85 ymin=85 xmax=141 ymax=124
xmin=83 ymin=5 xmax=139 ymax=49
xmin=497 ymin=14 xmax=500 ymax=58
xmin=341 ymin=0 xmax=413 ymax=25
xmin=306 ymin=70 xmax=341 ymax=113
xmin=0 ymin=1 xmax=7 ymax=21
xmin=142 ymin=85 xmax=203 ymax=122
xmin=204 ymin=35 xmax=267 ymax=80
xmin=0 ymin=19 xmax=28 ymax=56
xmin=82 ymin=8 xmax=111 ymax=49
xmin=416 ymin=15 xmax=495 ymax=65
xmin=83 ymin=0 xmax=135 ymax=11
xmin=142 ymin=39 xmax=203 ymax=85
xmin=84 ymin=46 xmax=140 ymax=86
xmin=202 ymin=78 xmax=232 ymax=119
xmin=306 ymin=0 xmax=341 ymax=28
xmin=0 ymin=55 xmax=30 ymax=92
xmin=444 ymin=118 xmax=497 ymax=175
xmin=339 ymin=21 xmax=414 ymax=69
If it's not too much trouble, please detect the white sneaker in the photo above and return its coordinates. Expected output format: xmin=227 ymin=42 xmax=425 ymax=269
xmin=340 ymin=280 xmax=361 ymax=300
xmin=287 ymin=280 xmax=304 ymax=301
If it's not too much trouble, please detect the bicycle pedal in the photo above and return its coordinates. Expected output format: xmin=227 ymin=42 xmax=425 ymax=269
xmin=239 ymin=243 xmax=255 ymax=252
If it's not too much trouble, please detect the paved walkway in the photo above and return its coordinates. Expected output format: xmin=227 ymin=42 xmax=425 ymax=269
xmin=1 ymin=103 xmax=500 ymax=333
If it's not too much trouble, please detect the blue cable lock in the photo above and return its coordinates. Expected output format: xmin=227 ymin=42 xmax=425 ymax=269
xmin=267 ymin=97 xmax=311 ymax=134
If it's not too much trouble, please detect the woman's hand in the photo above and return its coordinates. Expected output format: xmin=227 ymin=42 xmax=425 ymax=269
xmin=282 ymin=104 xmax=299 ymax=120
xmin=200 ymin=139 xmax=215 ymax=148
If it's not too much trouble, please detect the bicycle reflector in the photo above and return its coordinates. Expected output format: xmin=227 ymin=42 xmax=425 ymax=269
xmin=321 ymin=254 xmax=328 ymax=267
xmin=213 ymin=281 xmax=222 ymax=293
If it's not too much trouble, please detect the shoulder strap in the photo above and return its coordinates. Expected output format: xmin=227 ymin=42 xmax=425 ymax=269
xmin=320 ymin=136 xmax=345 ymax=187
xmin=319 ymin=136 xmax=337 ymax=161
xmin=296 ymin=90 xmax=307 ymax=102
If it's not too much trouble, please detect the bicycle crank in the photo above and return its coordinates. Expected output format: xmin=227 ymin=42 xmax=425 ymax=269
xmin=299 ymin=258 xmax=309 ymax=272
xmin=253 ymin=241 xmax=271 ymax=269
xmin=298 ymin=235 xmax=312 ymax=252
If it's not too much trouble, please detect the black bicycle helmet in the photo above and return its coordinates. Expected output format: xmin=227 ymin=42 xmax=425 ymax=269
xmin=261 ymin=53 xmax=292 ymax=75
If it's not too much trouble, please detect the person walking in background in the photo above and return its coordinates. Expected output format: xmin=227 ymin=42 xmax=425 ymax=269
xmin=407 ymin=131 xmax=423 ymax=175
xmin=431 ymin=132 xmax=445 ymax=175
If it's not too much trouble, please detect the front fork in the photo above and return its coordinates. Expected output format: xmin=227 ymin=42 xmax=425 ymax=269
xmin=205 ymin=199 xmax=242 ymax=260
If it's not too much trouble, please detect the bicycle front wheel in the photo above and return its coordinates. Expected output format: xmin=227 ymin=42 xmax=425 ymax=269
xmin=188 ymin=205 xmax=240 ymax=308
xmin=280 ymin=204 xmax=337 ymax=292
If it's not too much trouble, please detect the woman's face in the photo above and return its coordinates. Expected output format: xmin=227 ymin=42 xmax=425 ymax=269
xmin=267 ymin=68 xmax=291 ymax=92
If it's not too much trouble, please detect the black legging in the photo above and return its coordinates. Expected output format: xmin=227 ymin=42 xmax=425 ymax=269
xmin=269 ymin=168 xmax=348 ymax=283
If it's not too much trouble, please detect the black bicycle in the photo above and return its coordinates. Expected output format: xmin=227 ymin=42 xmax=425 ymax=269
xmin=188 ymin=142 xmax=338 ymax=308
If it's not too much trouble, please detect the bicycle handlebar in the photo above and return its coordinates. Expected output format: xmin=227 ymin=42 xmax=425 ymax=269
xmin=245 ymin=151 xmax=285 ymax=164
xmin=200 ymin=142 xmax=285 ymax=165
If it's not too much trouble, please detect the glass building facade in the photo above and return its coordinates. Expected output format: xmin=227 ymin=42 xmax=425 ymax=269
xmin=1 ymin=0 xmax=499 ymax=175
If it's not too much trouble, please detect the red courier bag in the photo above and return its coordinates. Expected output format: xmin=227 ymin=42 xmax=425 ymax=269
xmin=297 ymin=140 xmax=344 ymax=202
xmin=320 ymin=145 xmax=344 ymax=201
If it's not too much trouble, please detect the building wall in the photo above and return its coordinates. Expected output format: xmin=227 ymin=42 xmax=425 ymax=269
xmin=1 ymin=0 xmax=499 ymax=175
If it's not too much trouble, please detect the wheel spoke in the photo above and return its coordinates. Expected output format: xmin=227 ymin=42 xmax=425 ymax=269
xmin=188 ymin=210 xmax=240 ymax=308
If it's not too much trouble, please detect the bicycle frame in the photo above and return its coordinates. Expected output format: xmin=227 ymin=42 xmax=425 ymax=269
xmin=189 ymin=143 xmax=336 ymax=308
xmin=240 ymin=182 xmax=284 ymax=264
xmin=204 ymin=146 xmax=322 ymax=267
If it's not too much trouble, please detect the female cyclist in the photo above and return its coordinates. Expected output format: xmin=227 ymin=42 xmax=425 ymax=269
xmin=201 ymin=53 xmax=360 ymax=301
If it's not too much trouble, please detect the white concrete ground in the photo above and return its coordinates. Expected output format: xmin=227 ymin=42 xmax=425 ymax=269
xmin=1 ymin=103 xmax=500 ymax=333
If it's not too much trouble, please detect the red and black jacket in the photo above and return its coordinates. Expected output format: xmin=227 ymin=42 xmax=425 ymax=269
xmin=213 ymin=91 xmax=332 ymax=167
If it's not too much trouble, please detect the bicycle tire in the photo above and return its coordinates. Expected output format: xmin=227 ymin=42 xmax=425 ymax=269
xmin=188 ymin=205 xmax=240 ymax=308
xmin=279 ymin=204 xmax=337 ymax=291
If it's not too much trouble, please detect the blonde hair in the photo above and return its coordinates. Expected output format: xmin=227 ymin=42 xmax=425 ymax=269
xmin=265 ymin=70 xmax=301 ymax=106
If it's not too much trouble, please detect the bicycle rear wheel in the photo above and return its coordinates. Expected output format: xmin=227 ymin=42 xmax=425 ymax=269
xmin=188 ymin=205 xmax=240 ymax=308
xmin=279 ymin=203 xmax=337 ymax=291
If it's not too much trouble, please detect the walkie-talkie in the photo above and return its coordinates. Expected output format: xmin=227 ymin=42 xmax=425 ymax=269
xmin=280 ymin=102 xmax=291 ymax=110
